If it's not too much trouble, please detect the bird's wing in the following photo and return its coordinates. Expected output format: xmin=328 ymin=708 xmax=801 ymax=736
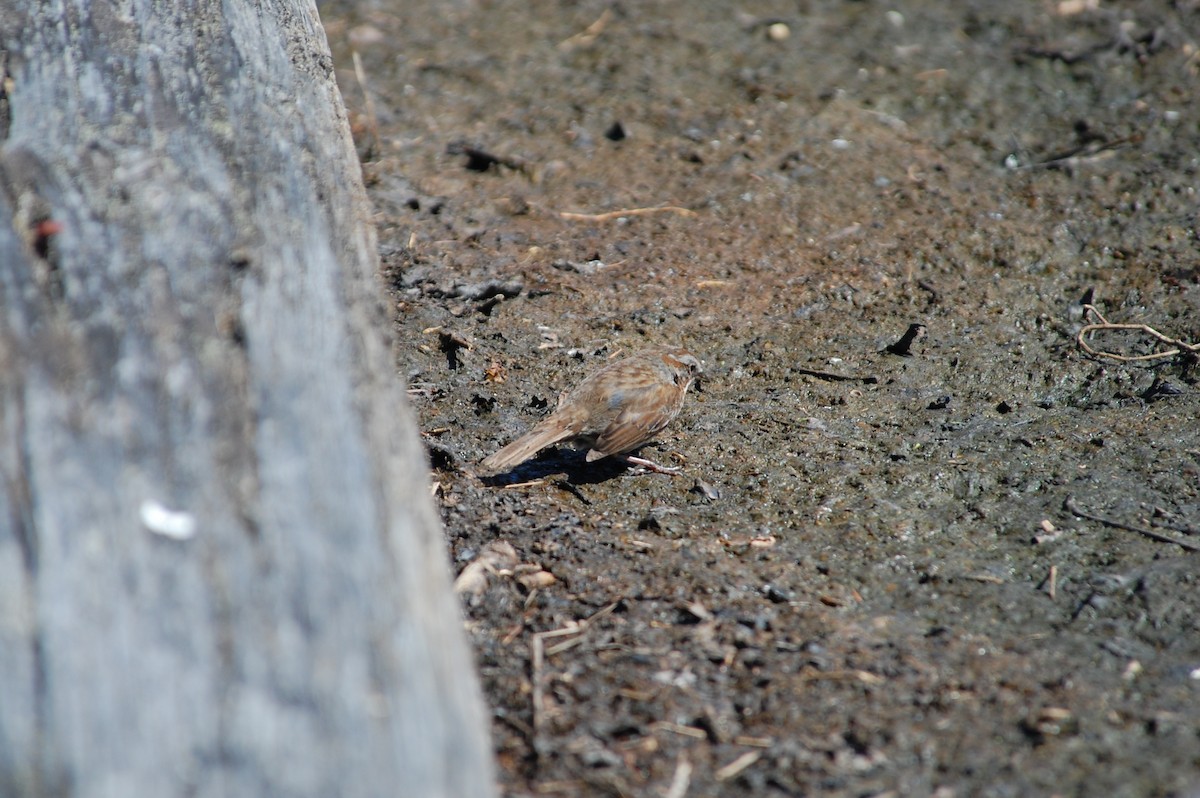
xmin=589 ymin=381 xmax=678 ymax=457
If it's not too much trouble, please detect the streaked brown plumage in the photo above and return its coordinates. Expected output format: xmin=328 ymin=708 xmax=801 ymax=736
xmin=480 ymin=345 xmax=703 ymax=474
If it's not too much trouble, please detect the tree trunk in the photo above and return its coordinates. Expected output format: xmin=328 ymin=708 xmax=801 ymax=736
xmin=0 ymin=2 xmax=495 ymax=796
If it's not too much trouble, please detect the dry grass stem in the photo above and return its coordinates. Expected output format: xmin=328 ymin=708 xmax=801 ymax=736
xmin=1077 ymin=304 xmax=1200 ymax=363
xmin=532 ymin=602 xmax=622 ymax=757
xmin=559 ymin=206 xmax=697 ymax=222
xmin=715 ymin=750 xmax=762 ymax=782
xmin=351 ymin=50 xmax=380 ymax=150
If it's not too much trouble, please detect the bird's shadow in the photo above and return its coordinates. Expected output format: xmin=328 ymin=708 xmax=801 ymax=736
xmin=478 ymin=447 xmax=656 ymax=487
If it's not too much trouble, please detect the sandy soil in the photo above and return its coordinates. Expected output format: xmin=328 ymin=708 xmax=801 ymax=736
xmin=322 ymin=1 xmax=1200 ymax=795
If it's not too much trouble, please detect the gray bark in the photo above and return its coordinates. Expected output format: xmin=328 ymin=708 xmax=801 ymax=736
xmin=0 ymin=2 xmax=495 ymax=796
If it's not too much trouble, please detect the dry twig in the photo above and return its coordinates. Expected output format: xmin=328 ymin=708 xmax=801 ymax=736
xmin=1077 ymin=304 xmax=1200 ymax=363
xmin=1064 ymin=496 xmax=1200 ymax=553
xmin=1019 ymin=135 xmax=1140 ymax=169
xmin=500 ymin=478 xmax=548 ymax=489
xmin=559 ymin=206 xmax=697 ymax=222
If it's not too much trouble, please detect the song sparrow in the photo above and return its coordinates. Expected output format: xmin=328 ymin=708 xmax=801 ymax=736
xmin=479 ymin=345 xmax=703 ymax=474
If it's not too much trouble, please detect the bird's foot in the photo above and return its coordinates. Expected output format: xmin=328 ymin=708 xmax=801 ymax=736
xmin=621 ymin=454 xmax=683 ymax=475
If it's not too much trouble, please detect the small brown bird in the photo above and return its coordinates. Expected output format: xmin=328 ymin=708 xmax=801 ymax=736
xmin=480 ymin=345 xmax=703 ymax=474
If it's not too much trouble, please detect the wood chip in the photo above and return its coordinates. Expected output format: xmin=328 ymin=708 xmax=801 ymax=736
xmin=663 ymin=755 xmax=692 ymax=798
xmin=734 ymin=735 xmax=774 ymax=748
xmin=652 ymin=721 xmax=708 ymax=739
xmin=715 ymin=750 xmax=761 ymax=782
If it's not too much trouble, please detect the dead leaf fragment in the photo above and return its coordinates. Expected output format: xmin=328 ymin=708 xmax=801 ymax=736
xmin=453 ymin=540 xmax=519 ymax=598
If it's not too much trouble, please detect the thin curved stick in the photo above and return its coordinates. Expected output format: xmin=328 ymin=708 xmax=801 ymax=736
xmin=1076 ymin=304 xmax=1199 ymax=363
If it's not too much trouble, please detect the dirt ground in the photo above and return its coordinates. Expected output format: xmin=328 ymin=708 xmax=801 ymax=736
xmin=321 ymin=1 xmax=1200 ymax=795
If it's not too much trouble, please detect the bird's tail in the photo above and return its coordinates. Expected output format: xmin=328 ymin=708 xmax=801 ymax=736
xmin=480 ymin=420 xmax=575 ymax=473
